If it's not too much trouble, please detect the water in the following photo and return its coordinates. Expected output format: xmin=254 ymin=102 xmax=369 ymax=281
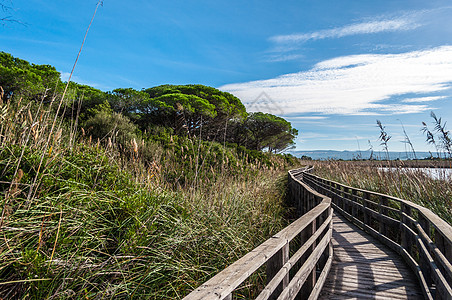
xmin=379 ymin=167 xmax=452 ymax=180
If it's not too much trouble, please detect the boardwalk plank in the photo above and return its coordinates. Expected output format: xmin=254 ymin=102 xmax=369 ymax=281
xmin=318 ymin=213 xmax=424 ymax=300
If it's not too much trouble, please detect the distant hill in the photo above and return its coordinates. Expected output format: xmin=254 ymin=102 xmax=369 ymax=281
xmin=289 ymin=150 xmax=433 ymax=160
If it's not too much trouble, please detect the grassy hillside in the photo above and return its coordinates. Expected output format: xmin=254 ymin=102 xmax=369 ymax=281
xmin=0 ymin=55 xmax=301 ymax=298
xmin=0 ymin=96 xmax=299 ymax=299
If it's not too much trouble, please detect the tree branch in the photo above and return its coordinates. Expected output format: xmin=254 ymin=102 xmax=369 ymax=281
xmin=0 ymin=1 xmax=25 ymax=26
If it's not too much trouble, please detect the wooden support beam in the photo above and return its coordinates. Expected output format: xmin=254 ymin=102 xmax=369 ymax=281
xmin=267 ymin=243 xmax=290 ymax=299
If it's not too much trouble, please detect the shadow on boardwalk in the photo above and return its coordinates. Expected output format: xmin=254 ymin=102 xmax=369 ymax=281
xmin=319 ymin=213 xmax=424 ymax=300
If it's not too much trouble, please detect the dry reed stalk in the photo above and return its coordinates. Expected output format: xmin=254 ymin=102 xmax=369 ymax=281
xmin=48 ymin=208 xmax=63 ymax=269
xmin=0 ymin=169 xmax=24 ymax=230
xmin=27 ymin=1 xmax=103 ymax=202
xmin=0 ymin=86 xmax=4 ymax=106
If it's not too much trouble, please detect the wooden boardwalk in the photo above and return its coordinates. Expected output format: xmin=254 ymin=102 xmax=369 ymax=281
xmin=183 ymin=169 xmax=452 ymax=300
xmin=319 ymin=213 xmax=424 ymax=299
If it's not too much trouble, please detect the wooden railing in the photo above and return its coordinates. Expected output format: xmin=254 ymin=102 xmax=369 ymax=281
xmin=183 ymin=168 xmax=333 ymax=300
xmin=301 ymin=171 xmax=452 ymax=300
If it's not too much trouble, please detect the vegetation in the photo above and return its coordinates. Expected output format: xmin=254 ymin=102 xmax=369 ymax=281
xmin=0 ymin=52 xmax=61 ymax=101
xmin=376 ymin=119 xmax=391 ymax=160
xmin=311 ymin=118 xmax=452 ymax=225
xmin=312 ymin=160 xmax=452 ymax=225
xmin=422 ymin=111 xmax=452 ymax=159
xmin=0 ymin=53 xmax=301 ymax=298
xmin=230 ymin=112 xmax=298 ymax=153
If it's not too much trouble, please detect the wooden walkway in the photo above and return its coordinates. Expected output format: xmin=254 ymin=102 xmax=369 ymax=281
xmin=319 ymin=213 xmax=424 ymax=299
xmin=183 ymin=169 xmax=452 ymax=300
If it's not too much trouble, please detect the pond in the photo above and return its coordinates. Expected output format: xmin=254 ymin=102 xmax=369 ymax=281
xmin=378 ymin=167 xmax=452 ymax=180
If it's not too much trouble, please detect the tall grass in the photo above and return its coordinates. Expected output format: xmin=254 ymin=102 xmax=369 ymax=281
xmin=312 ymin=160 xmax=452 ymax=224
xmin=0 ymin=94 xmax=298 ymax=298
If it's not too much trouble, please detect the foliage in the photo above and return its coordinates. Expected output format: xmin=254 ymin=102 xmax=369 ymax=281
xmin=64 ymin=82 xmax=111 ymax=119
xmin=422 ymin=121 xmax=439 ymax=158
xmin=399 ymin=120 xmax=417 ymax=160
xmin=429 ymin=112 xmax=452 ymax=158
xmin=84 ymin=109 xmax=138 ymax=144
xmin=141 ymin=84 xmax=247 ymax=137
xmin=313 ymin=161 xmax=452 ymax=225
xmin=0 ymin=79 xmax=301 ymax=298
xmin=108 ymin=87 xmax=150 ymax=117
xmin=421 ymin=112 xmax=452 ymax=159
xmin=376 ymin=119 xmax=391 ymax=160
xmin=0 ymin=52 xmax=299 ymax=154
xmin=230 ymin=112 xmax=298 ymax=153
xmin=0 ymin=52 xmax=60 ymax=101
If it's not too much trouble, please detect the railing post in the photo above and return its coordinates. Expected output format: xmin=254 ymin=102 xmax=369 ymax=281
xmin=432 ymin=228 xmax=452 ymax=297
xmin=349 ymin=188 xmax=354 ymax=214
xmin=417 ymin=233 xmax=433 ymax=295
xmin=325 ymin=179 xmax=331 ymax=198
xmin=307 ymin=219 xmax=317 ymax=292
xmin=400 ymin=203 xmax=412 ymax=251
xmin=363 ymin=192 xmax=370 ymax=226
xmin=351 ymin=189 xmax=357 ymax=218
xmin=288 ymin=173 xmax=295 ymax=209
xmin=298 ymin=184 xmax=303 ymax=215
xmin=435 ymin=230 xmax=446 ymax=260
xmin=340 ymin=185 xmax=345 ymax=211
xmin=342 ymin=187 xmax=351 ymax=214
xmin=379 ymin=196 xmax=388 ymax=236
xmin=266 ymin=243 xmax=289 ymax=300
xmin=418 ymin=214 xmax=430 ymax=237
xmin=309 ymin=193 xmax=314 ymax=211
xmin=334 ymin=183 xmax=340 ymax=207
xmin=302 ymin=186 xmax=307 ymax=215
xmin=322 ymin=178 xmax=330 ymax=198
xmin=299 ymin=219 xmax=317 ymax=299
xmin=343 ymin=187 xmax=348 ymax=213
xmin=330 ymin=183 xmax=335 ymax=205
xmin=446 ymin=239 xmax=452 ymax=267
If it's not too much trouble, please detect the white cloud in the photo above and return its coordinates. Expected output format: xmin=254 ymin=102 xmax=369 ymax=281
xmin=220 ymin=46 xmax=452 ymax=116
xmin=265 ymin=54 xmax=304 ymax=62
xmin=60 ymin=72 xmax=71 ymax=82
xmin=271 ymin=17 xmax=420 ymax=44
xmin=289 ymin=116 xmax=328 ymax=120
xmin=321 ymin=136 xmax=369 ymax=141
xmin=60 ymin=72 xmax=102 ymax=88
xmin=401 ymin=96 xmax=446 ymax=103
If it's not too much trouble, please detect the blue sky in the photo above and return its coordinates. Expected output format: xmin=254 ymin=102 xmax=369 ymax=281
xmin=2 ymin=0 xmax=452 ymax=152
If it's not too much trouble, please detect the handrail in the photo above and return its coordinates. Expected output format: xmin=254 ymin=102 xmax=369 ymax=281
xmin=301 ymin=171 xmax=452 ymax=300
xmin=183 ymin=168 xmax=333 ymax=300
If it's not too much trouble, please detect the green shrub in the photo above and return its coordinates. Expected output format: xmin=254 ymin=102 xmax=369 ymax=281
xmin=84 ymin=110 xmax=138 ymax=143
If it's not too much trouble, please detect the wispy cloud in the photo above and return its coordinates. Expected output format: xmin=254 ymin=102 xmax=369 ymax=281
xmin=265 ymin=12 xmax=424 ymax=63
xmin=265 ymin=54 xmax=304 ymax=62
xmin=271 ymin=17 xmax=419 ymax=44
xmin=401 ymin=96 xmax=446 ymax=103
xmin=297 ymin=133 xmax=368 ymax=142
xmin=220 ymin=46 xmax=452 ymax=116
xmin=289 ymin=116 xmax=328 ymax=120
xmin=60 ymin=72 xmax=103 ymax=89
xmin=285 ymin=116 xmax=329 ymax=125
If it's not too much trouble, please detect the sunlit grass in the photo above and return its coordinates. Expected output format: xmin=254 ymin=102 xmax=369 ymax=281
xmin=312 ymin=160 xmax=452 ymax=224
xmin=0 ymin=97 xmax=299 ymax=298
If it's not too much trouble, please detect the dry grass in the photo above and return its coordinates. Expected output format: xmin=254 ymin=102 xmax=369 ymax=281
xmin=0 ymin=91 xmax=299 ymax=299
xmin=312 ymin=160 xmax=452 ymax=224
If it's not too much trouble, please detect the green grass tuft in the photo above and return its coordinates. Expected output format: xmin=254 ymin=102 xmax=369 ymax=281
xmin=0 ymin=99 xmax=300 ymax=299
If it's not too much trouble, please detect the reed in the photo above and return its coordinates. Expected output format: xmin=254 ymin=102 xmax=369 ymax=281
xmin=0 ymin=3 xmax=302 ymax=296
xmin=0 ymin=91 xmax=299 ymax=298
xmin=312 ymin=160 xmax=452 ymax=224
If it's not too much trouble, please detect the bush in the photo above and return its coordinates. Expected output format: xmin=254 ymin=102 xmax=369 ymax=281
xmin=84 ymin=111 xmax=138 ymax=144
